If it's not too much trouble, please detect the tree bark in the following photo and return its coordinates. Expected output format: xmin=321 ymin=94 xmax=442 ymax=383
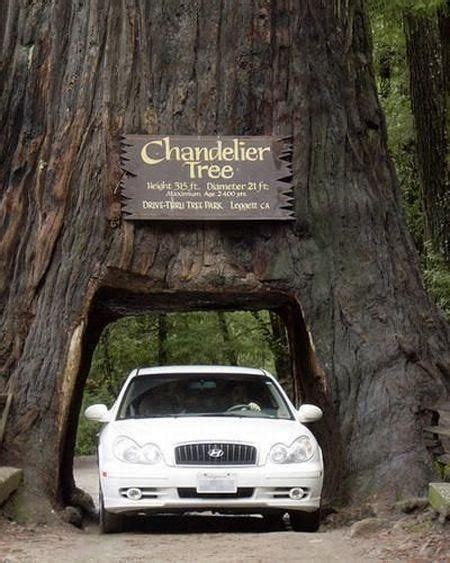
xmin=269 ymin=312 xmax=291 ymax=392
xmin=157 ymin=314 xmax=169 ymax=365
xmin=0 ymin=0 xmax=449 ymax=518
xmin=98 ymin=328 xmax=116 ymax=397
xmin=404 ymin=8 xmax=449 ymax=259
xmin=217 ymin=312 xmax=238 ymax=366
xmin=251 ymin=311 xmax=292 ymax=395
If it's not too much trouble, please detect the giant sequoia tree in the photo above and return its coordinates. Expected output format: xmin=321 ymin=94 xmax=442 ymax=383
xmin=1 ymin=1 xmax=449 ymax=518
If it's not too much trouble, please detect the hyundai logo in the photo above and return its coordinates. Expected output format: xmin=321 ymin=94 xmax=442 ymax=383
xmin=208 ymin=447 xmax=224 ymax=458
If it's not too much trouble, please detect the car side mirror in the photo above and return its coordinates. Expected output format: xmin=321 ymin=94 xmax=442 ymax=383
xmin=84 ymin=404 xmax=111 ymax=423
xmin=298 ymin=404 xmax=323 ymax=423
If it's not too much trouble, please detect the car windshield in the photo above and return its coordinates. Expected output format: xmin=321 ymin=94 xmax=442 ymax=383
xmin=117 ymin=373 xmax=293 ymax=420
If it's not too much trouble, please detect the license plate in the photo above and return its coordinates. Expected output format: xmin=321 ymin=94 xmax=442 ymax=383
xmin=196 ymin=473 xmax=237 ymax=493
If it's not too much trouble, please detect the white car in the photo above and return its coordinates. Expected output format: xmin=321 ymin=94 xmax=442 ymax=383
xmin=85 ymin=366 xmax=324 ymax=533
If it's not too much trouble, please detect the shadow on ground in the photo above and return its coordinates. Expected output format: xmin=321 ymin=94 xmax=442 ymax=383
xmin=92 ymin=513 xmax=290 ymax=535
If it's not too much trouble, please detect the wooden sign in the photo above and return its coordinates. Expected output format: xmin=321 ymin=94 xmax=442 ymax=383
xmin=120 ymin=135 xmax=294 ymax=221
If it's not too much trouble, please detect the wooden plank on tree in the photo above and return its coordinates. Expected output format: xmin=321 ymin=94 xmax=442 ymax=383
xmin=0 ymin=467 xmax=22 ymax=506
xmin=0 ymin=393 xmax=12 ymax=444
xmin=428 ymin=483 xmax=450 ymax=518
xmin=439 ymin=414 xmax=450 ymax=427
xmin=424 ymin=426 xmax=450 ymax=438
xmin=120 ymin=135 xmax=295 ymax=221
xmin=429 ymin=401 xmax=450 ymax=414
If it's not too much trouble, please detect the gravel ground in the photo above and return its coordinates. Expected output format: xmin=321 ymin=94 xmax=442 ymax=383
xmin=0 ymin=518 xmax=377 ymax=562
xmin=0 ymin=457 xmax=448 ymax=562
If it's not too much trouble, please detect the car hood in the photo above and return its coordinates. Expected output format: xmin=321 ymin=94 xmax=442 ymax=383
xmin=103 ymin=416 xmax=314 ymax=449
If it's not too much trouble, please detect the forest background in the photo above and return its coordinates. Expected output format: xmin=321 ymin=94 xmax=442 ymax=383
xmin=76 ymin=0 xmax=450 ymax=455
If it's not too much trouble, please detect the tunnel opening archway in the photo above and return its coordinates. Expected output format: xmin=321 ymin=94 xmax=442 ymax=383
xmin=60 ymin=286 xmax=343 ymax=511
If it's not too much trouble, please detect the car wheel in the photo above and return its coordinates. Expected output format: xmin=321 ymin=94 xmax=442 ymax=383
xmin=289 ymin=509 xmax=320 ymax=532
xmin=262 ymin=512 xmax=286 ymax=531
xmin=99 ymin=489 xmax=124 ymax=534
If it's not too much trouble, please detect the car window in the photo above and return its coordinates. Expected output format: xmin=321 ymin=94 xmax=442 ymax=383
xmin=117 ymin=373 xmax=293 ymax=420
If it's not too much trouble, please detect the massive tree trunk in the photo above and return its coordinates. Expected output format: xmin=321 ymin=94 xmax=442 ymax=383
xmin=0 ymin=0 xmax=449 ymax=519
xmin=404 ymin=7 xmax=449 ymax=259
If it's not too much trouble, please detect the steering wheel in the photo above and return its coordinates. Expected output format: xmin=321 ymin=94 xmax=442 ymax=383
xmin=227 ymin=403 xmax=251 ymax=412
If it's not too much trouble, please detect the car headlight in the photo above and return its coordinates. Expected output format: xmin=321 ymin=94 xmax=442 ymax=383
xmin=113 ymin=436 xmax=163 ymax=464
xmin=141 ymin=443 xmax=162 ymax=464
xmin=289 ymin=436 xmax=314 ymax=462
xmin=269 ymin=444 xmax=289 ymax=463
xmin=269 ymin=436 xmax=314 ymax=464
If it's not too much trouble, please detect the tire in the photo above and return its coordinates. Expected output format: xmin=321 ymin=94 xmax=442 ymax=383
xmin=99 ymin=490 xmax=124 ymax=534
xmin=289 ymin=509 xmax=320 ymax=532
xmin=262 ymin=512 xmax=286 ymax=531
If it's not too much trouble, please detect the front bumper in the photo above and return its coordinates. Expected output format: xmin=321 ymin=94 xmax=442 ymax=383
xmin=100 ymin=462 xmax=323 ymax=514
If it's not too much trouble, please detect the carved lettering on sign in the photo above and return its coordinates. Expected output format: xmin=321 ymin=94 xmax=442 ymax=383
xmin=120 ymin=135 xmax=294 ymax=221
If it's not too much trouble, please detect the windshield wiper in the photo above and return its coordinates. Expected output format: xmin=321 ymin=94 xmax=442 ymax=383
xmin=118 ymin=412 xmax=280 ymax=420
xmin=175 ymin=412 xmax=231 ymax=417
xmin=181 ymin=412 xmax=277 ymax=418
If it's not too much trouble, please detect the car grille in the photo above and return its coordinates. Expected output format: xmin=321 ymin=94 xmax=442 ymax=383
xmin=177 ymin=488 xmax=254 ymax=499
xmin=175 ymin=443 xmax=257 ymax=465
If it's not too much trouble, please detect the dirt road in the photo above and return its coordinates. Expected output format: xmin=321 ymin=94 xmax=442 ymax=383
xmin=0 ymin=457 xmax=448 ymax=562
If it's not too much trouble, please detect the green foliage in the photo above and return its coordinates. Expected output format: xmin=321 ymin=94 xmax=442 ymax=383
xmin=86 ymin=316 xmax=158 ymax=399
xmin=369 ymin=0 xmax=446 ymax=18
xmin=422 ymin=243 xmax=450 ymax=318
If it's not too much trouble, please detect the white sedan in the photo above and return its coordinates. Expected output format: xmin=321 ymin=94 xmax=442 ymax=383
xmin=85 ymin=365 xmax=324 ymax=533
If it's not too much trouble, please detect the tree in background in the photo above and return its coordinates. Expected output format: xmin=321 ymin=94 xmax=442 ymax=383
xmin=217 ymin=312 xmax=238 ymax=366
xmin=157 ymin=314 xmax=169 ymax=365
xmin=405 ymin=3 xmax=449 ymax=260
xmin=370 ymin=0 xmax=450 ymax=317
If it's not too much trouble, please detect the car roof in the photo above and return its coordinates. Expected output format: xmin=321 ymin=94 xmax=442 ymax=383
xmin=132 ymin=365 xmax=268 ymax=377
